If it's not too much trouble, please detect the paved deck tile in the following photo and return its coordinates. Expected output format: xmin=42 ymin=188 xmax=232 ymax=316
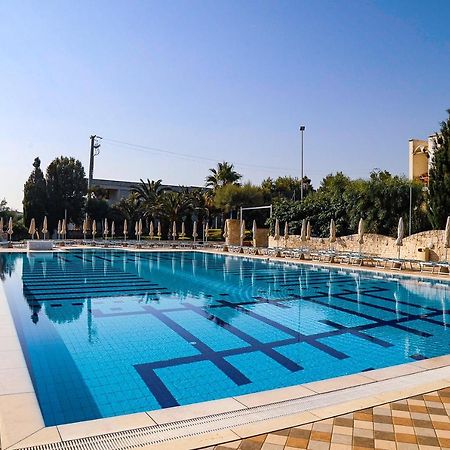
xmin=210 ymin=387 xmax=450 ymax=449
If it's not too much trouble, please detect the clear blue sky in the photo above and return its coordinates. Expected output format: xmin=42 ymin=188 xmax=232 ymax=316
xmin=1 ymin=0 xmax=449 ymax=210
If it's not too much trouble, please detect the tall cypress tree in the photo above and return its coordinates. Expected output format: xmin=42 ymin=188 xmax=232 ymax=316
xmin=23 ymin=157 xmax=47 ymax=226
xmin=428 ymin=110 xmax=450 ymax=229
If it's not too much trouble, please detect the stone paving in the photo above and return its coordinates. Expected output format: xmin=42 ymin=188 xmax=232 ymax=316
xmin=206 ymin=387 xmax=450 ymax=450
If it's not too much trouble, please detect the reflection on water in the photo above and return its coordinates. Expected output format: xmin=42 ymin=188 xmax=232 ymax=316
xmin=0 ymin=252 xmax=18 ymax=280
xmin=20 ymin=254 xmax=86 ymax=325
xmin=43 ymin=301 xmax=85 ymax=324
xmin=1 ymin=249 xmax=450 ymax=427
xmin=1 ymin=250 xmax=450 ymax=331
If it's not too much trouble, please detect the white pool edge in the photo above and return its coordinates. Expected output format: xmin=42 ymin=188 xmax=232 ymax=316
xmin=0 ymin=248 xmax=448 ymax=450
xmin=0 ymin=282 xmax=47 ymax=449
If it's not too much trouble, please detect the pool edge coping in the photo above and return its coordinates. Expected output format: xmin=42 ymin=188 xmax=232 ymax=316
xmin=0 ymin=248 xmax=449 ymax=449
xmin=6 ymin=362 xmax=450 ymax=450
xmin=0 ymin=282 xmax=47 ymax=449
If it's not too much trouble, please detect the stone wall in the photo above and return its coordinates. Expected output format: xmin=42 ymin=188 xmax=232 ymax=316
xmin=254 ymin=228 xmax=269 ymax=248
xmin=225 ymin=220 xmax=269 ymax=247
xmin=269 ymin=230 xmax=448 ymax=261
xmin=225 ymin=219 xmax=241 ymax=246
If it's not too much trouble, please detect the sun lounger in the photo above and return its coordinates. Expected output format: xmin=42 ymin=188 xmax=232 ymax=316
xmin=372 ymin=257 xmax=388 ymax=268
xmin=388 ymin=258 xmax=414 ymax=271
xmin=227 ymin=245 xmax=243 ymax=253
xmin=348 ymin=254 xmax=364 ymax=266
xmin=243 ymin=247 xmax=259 ymax=255
xmin=285 ymin=248 xmax=311 ymax=260
xmin=437 ymin=262 xmax=450 ymax=274
xmin=319 ymin=251 xmax=339 ymax=263
xmin=267 ymin=248 xmax=282 ymax=257
xmin=419 ymin=261 xmax=437 ymax=273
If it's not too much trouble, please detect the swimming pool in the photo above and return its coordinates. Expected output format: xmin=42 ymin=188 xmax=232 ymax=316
xmin=1 ymin=249 xmax=449 ymax=426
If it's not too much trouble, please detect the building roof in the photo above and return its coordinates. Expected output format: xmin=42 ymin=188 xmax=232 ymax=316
xmin=91 ymin=178 xmax=208 ymax=191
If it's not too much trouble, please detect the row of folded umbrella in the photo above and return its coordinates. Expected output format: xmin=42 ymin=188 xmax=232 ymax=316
xmin=0 ymin=215 xmax=396 ymax=244
xmin=3 ymin=215 xmax=449 ymax=248
xmin=79 ymin=218 xmax=210 ymax=240
xmin=271 ymin=217 xmax=424 ymax=248
xmin=272 ymin=218 xmax=342 ymax=244
xmin=1 ymin=216 xmax=210 ymax=241
xmin=1 ymin=216 xmax=51 ymax=240
xmin=272 ymin=218 xmax=312 ymax=242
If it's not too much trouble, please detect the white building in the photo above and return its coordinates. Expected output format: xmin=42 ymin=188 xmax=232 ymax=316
xmin=91 ymin=178 xmax=207 ymax=204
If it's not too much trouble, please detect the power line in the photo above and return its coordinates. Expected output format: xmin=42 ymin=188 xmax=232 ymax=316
xmin=101 ymin=137 xmax=293 ymax=172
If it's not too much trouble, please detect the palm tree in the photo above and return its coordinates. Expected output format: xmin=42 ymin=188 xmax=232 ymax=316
xmin=191 ymin=188 xmax=220 ymax=225
xmin=132 ymin=179 xmax=163 ymax=218
xmin=160 ymin=190 xmax=193 ymax=222
xmin=205 ymin=161 xmax=242 ymax=189
xmin=113 ymin=192 xmax=141 ymax=223
xmin=133 ymin=179 xmax=163 ymax=198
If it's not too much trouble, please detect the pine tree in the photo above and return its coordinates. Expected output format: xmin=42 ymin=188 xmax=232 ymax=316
xmin=428 ymin=110 xmax=450 ymax=229
xmin=23 ymin=157 xmax=47 ymax=226
xmin=46 ymin=156 xmax=87 ymax=232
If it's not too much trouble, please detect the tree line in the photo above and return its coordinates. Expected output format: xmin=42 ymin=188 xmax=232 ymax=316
xmin=2 ymin=110 xmax=448 ymax=240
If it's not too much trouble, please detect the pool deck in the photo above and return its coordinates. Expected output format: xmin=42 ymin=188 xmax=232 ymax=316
xmin=0 ymin=246 xmax=449 ymax=450
xmin=207 ymin=386 xmax=450 ymax=449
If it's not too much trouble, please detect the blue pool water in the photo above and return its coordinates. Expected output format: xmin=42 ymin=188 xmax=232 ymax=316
xmin=1 ymin=250 xmax=449 ymax=426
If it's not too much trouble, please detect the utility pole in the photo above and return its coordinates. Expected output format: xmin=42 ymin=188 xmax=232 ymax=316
xmin=299 ymin=125 xmax=305 ymax=201
xmin=88 ymin=135 xmax=102 ymax=196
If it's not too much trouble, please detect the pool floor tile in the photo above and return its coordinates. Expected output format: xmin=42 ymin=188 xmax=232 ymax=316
xmin=2 ymin=250 xmax=450 ymax=427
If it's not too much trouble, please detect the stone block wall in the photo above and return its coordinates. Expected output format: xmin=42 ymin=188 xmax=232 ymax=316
xmin=225 ymin=220 xmax=269 ymax=247
xmin=269 ymin=230 xmax=448 ymax=261
xmin=254 ymin=228 xmax=269 ymax=247
xmin=225 ymin=219 xmax=241 ymax=246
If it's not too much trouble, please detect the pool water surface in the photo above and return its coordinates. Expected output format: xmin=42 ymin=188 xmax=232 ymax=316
xmin=0 ymin=250 xmax=449 ymax=426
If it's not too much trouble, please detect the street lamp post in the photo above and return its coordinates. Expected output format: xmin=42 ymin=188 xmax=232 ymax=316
xmin=300 ymin=125 xmax=306 ymax=201
xmin=409 ymin=184 xmax=413 ymax=236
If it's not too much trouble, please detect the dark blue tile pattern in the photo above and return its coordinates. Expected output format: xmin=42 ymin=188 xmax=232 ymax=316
xmin=0 ymin=249 xmax=449 ymax=426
